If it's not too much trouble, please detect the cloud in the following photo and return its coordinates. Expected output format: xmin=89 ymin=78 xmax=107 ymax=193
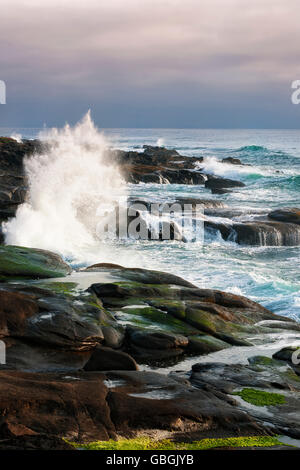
xmin=1 ymin=0 xmax=300 ymax=126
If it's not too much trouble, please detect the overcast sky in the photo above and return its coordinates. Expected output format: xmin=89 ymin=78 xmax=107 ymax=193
xmin=1 ymin=0 xmax=300 ymax=128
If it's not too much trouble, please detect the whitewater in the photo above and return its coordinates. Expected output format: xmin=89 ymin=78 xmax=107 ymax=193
xmin=1 ymin=118 xmax=300 ymax=320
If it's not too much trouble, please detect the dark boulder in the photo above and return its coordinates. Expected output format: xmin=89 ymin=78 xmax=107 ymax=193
xmin=191 ymin=356 xmax=300 ymax=438
xmin=0 ymin=138 xmax=43 ymax=224
xmin=221 ymin=157 xmax=243 ymax=165
xmin=211 ymin=188 xmax=233 ymax=194
xmin=268 ymin=208 xmax=300 ymax=225
xmin=83 ymin=345 xmax=138 ymax=371
xmin=0 ymin=369 xmax=266 ymax=444
xmin=127 ymin=327 xmax=188 ymax=350
xmin=205 ymin=220 xmax=300 ymax=246
xmin=0 ymin=290 xmax=39 ymax=337
xmin=24 ymin=311 xmax=104 ymax=351
xmin=205 ymin=175 xmax=245 ymax=190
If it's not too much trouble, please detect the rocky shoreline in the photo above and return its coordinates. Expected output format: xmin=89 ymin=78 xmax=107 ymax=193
xmin=1 ymin=137 xmax=300 ymax=247
xmin=0 ymin=137 xmax=300 ymax=450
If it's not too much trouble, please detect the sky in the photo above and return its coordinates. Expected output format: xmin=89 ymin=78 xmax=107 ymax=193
xmin=1 ymin=0 xmax=300 ymax=128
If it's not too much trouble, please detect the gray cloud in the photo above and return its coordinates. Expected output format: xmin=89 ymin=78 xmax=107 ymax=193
xmin=1 ymin=0 xmax=300 ymax=127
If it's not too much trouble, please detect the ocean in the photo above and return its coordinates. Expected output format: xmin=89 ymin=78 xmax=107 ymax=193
xmin=1 ymin=125 xmax=300 ymax=320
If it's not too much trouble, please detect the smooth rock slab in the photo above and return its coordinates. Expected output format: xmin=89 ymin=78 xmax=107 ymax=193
xmin=268 ymin=208 xmax=300 ymax=225
xmin=0 ymin=245 xmax=72 ymax=279
xmin=0 ymin=369 xmax=266 ymax=443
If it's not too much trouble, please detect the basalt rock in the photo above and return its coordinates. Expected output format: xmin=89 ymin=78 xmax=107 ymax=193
xmin=191 ymin=354 xmax=300 ymax=438
xmin=0 ymin=369 xmax=267 ymax=444
xmin=84 ymin=263 xmax=196 ymax=288
xmin=0 ymin=290 xmax=39 ymax=337
xmin=0 ymin=281 xmax=124 ymax=371
xmin=0 ymin=138 xmax=43 ymax=226
xmin=0 ymin=245 xmax=72 ymax=279
xmin=83 ymin=345 xmax=138 ymax=371
xmin=210 ymin=188 xmax=233 ymax=194
xmin=205 ymin=175 xmax=245 ymax=190
xmin=222 ymin=157 xmax=244 ymax=165
xmin=114 ymin=145 xmax=206 ymax=185
xmin=87 ymin=265 xmax=298 ymax=365
xmin=205 ymin=220 xmax=300 ymax=246
xmin=268 ymin=208 xmax=300 ymax=225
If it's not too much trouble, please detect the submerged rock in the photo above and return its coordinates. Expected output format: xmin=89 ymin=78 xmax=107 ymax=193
xmin=83 ymin=345 xmax=138 ymax=371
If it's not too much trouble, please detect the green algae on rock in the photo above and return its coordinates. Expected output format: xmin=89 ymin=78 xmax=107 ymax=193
xmin=68 ymin=435 xmax=285 ymax=450
xmin=0 ymin=245 xmax=72 ymax=279
xmin=233 ymin=388 xmax=286 ymax=407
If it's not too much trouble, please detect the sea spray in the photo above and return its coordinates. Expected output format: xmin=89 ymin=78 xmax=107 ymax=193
xmin=3 ymin=112 xmax=126 ymax=262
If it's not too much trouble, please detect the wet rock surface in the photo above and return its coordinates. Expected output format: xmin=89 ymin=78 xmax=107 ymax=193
xmin=0 ymin=255 xmax=299 ymax=448
xmin=205 ymin=175 xmax=246 ymax=190
xmin=191 ymin=353 xmax=300 ymax=438
xmin=0 ymin=245 xmax=72 ymax=279
xmin=0 ymin=138 xmax=42 ymax=226
xmin=268 ymin=208 xmax=300 ymax=225
xmin=205 ymin=219 xmax=300 ymax=246
xmin=0 ymin=369 xmax=266 ymax=444
xmin=86 ymin=263 xmax=298 ymax=366
xmin=0 ymin=140 xmax=299 ymax=449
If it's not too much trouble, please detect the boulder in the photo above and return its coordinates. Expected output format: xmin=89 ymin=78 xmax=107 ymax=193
xmin=88 ymin=266 xmax=298 ymax=365
xmin=0 ymin=245 xmax=72 ymax=279
xmin=0 ymin=290 xmax=39 ymax=337
xmin=0 ymin=369 xmax=266 ymax=444
xmin=0 ymin=370 xmax=115 ymax=441
xmin=127 ymin=328 xmax=188 ymax=350
xmin=83 ymin=345 xmax=138 ymax=371
xmin=205 ymin=176 xmax=245 ymax=190
xmin=210 ymin=188 xmax=233 ymax=194
xmin=24 ymin=311 xmax=104 ymax=351
xmin=187 ymin=335 xmax=231 ymax=354
xmin=0 ymin=138 xmax=43 ymax=224
xmin=205 ymin=220 xmax=300 ymax=246
xmin=268 ymin=208 xmax=300 ymax=225
xmin=0 ymin=283 xmax=121 ymax=371
xmin=221 ymin=157 xmax=243 ymax=165
xmin=85 ymin=263 xmax=196 ymax=288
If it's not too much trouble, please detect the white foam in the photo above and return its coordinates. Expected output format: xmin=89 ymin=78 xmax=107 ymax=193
xmin=3 ymin=112 xmax=126 ymax=261
xmin=195 ymin=156 xmax=265 ymax=179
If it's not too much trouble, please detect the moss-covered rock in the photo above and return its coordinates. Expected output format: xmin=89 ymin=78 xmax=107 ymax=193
xmin=233 ymin=388 xmax=286 ymax=406
xmin=187 ymin=335 xmax=231 ymax=354
xmin=69 ymin=435 xmax=285 ymax=450
xmin=0 ymin=245 xmax=72 ymax=279
xmin=118 ymin=305 xmax=197 ymax=335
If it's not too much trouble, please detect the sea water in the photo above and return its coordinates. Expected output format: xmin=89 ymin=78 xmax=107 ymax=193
xmin=1 ymin=122 xmax=299 ymax=320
